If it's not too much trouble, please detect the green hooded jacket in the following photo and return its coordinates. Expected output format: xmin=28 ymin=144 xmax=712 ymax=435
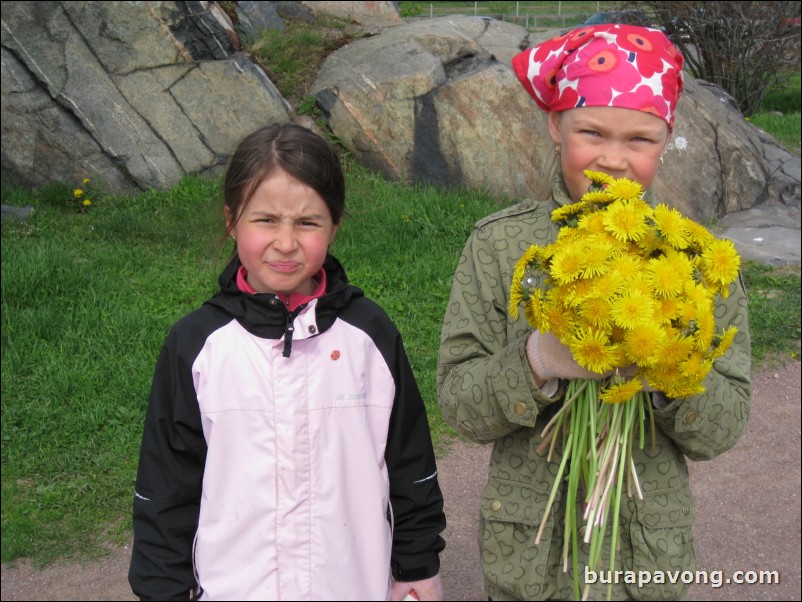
xmin=437 ymin=174 xmax=752 ymax=601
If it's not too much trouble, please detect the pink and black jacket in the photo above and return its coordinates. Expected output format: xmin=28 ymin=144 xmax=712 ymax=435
xmin=129 ymin=255 xmax=446 ymax=601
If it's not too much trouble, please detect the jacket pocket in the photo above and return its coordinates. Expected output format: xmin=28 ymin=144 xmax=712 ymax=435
xmin=626 ymin=487 xmax=696 ymax=601
xmin=479 ymin=478 xmax=558 ymax=600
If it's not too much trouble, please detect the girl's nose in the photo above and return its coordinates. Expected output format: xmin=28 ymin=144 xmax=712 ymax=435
xmin=274 ymin=224 xmax=297 ymax=251
xmin=596 ymin=145 xmax=627 ymax=173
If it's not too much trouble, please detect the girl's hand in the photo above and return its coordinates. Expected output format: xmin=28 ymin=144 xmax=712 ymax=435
xmin=390 ymin=574 xmax=443 ymax=601
xmin=526 ymin=331 xmax=606 ymax=381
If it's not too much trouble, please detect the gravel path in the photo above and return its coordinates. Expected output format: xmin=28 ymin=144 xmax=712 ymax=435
xmin=2 ymin=362 xmax=799 ymax=601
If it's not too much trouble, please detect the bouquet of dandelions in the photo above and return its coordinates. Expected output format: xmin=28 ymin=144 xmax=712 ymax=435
xmin=509 ymin=170 xmax=741 ymax=601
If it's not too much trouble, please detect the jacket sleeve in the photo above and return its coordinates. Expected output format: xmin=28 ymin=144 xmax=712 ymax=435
xmin=128 ymin=329 xmax=208 ymax=601
xmin=385 ymin=330 xmax=447 ymax=582
xmin=651 ymin=275 xmax=752 ymax=460
xmin=437 ymin=224 xmax=563 ymax=444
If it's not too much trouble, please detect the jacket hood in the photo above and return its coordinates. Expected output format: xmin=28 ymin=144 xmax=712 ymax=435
xmin=204 ymin=254 xmax=363 ymax=346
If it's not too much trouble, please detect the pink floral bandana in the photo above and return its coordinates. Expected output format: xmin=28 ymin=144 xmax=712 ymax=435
xmin=512 ymin=25 xmax=684 ymax=129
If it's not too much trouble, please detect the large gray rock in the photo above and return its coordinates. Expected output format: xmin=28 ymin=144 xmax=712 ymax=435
xmin=311 ymin=16 xmax=799 ymax=222
xmin=1 ymin=1 xmax=290 ymax=193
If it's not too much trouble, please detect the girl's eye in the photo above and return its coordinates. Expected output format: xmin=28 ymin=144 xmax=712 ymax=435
xmin=581 ymin=129 xmax=600 ymax=137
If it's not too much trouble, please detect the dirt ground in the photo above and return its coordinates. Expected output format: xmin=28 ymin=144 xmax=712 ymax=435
xmin=2 ymin=361 xmax=800 ymax=601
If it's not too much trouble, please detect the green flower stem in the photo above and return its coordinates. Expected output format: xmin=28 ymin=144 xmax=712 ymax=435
xmin=534 ymin=431 xmax=574 ymax=544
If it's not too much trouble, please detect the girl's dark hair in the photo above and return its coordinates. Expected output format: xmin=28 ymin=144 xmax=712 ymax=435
xmin=224 ymin=123 xmax=345 ymax=227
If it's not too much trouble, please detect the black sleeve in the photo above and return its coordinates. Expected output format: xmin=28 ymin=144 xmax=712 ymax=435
xmin=385 ymin=330 xmax=447 ymax=582
xmin=128 ymin=328 xmax=208 ymax=601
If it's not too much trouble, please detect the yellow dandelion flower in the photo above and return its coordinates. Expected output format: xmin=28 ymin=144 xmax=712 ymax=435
xmin=600 ymin=378 xmax=643 ymax=404
xmin=677 ymin=299 xmax=698 ymax=324
xmin=82 ymin=199 xmax=92 ymax=207
xmin=652 ymin=204 xmax=690 ymax=249
xmin=578 ymin=295 xmax=613 ymax=330
xmin=647 ymin=251 xmax=693 ymax=298
xmin=624 ymin=322 xmax=666 ymax=367
xmin=508 ymin=280 xmax=524 ymax=319
xmin=679 ymin=351 xmax=712 ymax=384
xmin=610 ymin=289 xmax=655 ymax=329
xmin=627 ymin=273 xmax=655 ymax=299
xmin=563 ymin=278 xmax=596 ymax=307
xmin=568 ymin=328 xmax=619 ymax=374
xmin=684 ymin=281 xmax=712 ymax=308
xmin=657 ymin=296 xmax=681 ymax=322
xmin=684 ymin=218 xmax=715 ymax=249
xmin=655 ymin=332 xmax=696 ymax=367
xmin=693 ymin=309 xmax=715 ymax=352
xmin=82 ymin=178 xmax=91 ymax=184
xmin=577 ymin=210 xmax=608 ymax=234
xmin=711 ymin=326 xmax=738 ymax=359
xmin=633 ymin=227 xmax=662 ymax=256
xmin=581 ymin=236 xmax=615 ymax=278
xmin=701 ymin=239 xmax=741 ymax=289
xmin=591 ymin=273 xmax=626 ymax=300
xmin=664 ymin=377 xmax=706 ymax=399
xmin=524 ymin=294 xmax=544 ymax=329
xmin=583 ymin=170 xmax=615 ymax=188
xmin=514 ymin=246 xmax=537 ymax=278
xmin=608 ymin=254 xmax=642 ymax=281
xmin=581 ymin=190 xmax=615 ymax=209
xmin=603 ymin=199 xmax=651 ymax=242
xmin=543 ymin=299 xmax=576 ymax=339
xmin=604 ymin=177 xmax=644 ymax=202
xmin=550 ymin=240 xmax=586 ymax=284
xmin=552 ymin=201 xmax=587 ymax=223
xmin=73 ymin=188 xmax=84 ymax=198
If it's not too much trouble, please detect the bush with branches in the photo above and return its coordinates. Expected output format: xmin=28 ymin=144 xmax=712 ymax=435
xmin=631 ymin=1 xmax=801 ymax=116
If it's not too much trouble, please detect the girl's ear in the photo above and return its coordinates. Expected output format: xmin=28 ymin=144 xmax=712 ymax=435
xmin=224 ymin=205 xmax=235 ymax=236
xmin=547 ymin=112 xmax=563 ymax=144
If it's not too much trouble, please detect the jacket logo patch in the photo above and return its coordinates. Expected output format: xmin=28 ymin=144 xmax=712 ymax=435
xmin=330 ymin=350 xmax=341 ymax=361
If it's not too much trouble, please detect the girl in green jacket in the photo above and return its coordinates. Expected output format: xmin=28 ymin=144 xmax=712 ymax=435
xmin=437 ymin=24 xmax=751 ymax=601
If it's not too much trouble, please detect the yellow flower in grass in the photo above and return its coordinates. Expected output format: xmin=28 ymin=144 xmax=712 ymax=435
xmin=569 ymin=328 xmax=620 ymax=374
xmin=73 ymin=188 xmax=84 ymax=198
xmin=600 ymin=378 xmax=644 ymax=404
xmin=603 ymin=198 xmax=651 ymax=242
xmin=652 ymin=204 xmax=690 ymax=249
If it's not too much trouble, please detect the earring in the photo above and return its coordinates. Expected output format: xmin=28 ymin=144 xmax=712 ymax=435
xmin=555 ymin=145 xmax=561 ymax=155
xmin=660 ymin=155 xmax=665 ymax=165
